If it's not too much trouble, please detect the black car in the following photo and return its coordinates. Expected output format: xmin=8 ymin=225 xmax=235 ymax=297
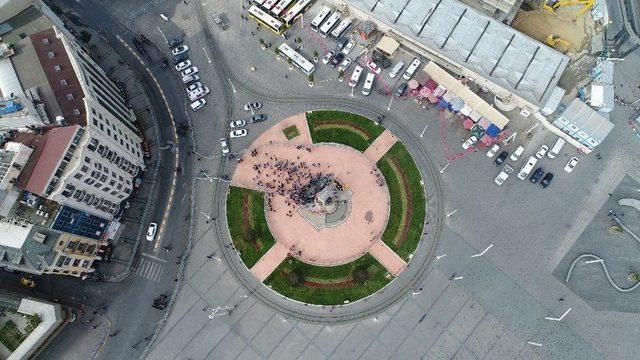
xmin=250 ymin=114 xmax=267 ymax=123
xmin=529 ymin=167 xmax=544 ymax=184
xmin=168 ymin=37 xmax=183 ymax=48
xmin=395 ymin=83 xmax=408 ymax=97
xmin=372 ymin=50 xmax=392 ymax=68
xmin=172 ymin=53 xmax=188 ymax=65
xmin=540 ymin=173 xmax=554 ymax=188
xmin=336 ymin=37 xmax=348 ymax=52
xmin=330 ymin=53 xmax=345 ymax=68
xmin=494 ymin=151 xmax=508 ymax=166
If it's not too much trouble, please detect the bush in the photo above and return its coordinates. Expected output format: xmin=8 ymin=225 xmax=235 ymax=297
xmin=352 ymin=267 xmax=369 ymax=284
xmin=308 ymin=74 xmax=314 ymax=82
xmin=286 ymin=268 xmax=305 ymax=286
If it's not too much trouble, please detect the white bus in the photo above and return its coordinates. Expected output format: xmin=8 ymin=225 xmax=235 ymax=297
xmin=362 ymin=73 xmax=375 ymax=95
xmin=262 ymin=0 xmax=280 ymax=11
xmin=348 ymin=65 xmax=363 ymax=88
xmin=319 ymin=12 xmax=340 ymax=38
xmin=310 ymin=6 xmax=331 ymax=32
xmin=330 ymin=18 xmax=352 ymax=39
xmin=271 ymin=0 xmax=294 ymax=16
xmin=278 ymin=43 xmax=315 ymax=75
xmin=248 ymin=5 xmax=284 ymax=34
xmin=253 ymin=0 xmax=267 ymax=5
xmin=403 ymin=58 xmax=421 ymax=80
xmin=282 ymin=0 xmax=312 ymax=25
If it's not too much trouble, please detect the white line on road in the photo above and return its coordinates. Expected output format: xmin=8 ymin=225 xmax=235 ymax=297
xmin=435 ymin=254 xmax=447 ymax=260
xmin=387 ymin=96 xmax=394 ymax=111
xmin=470 ymin=244 xmax=494 ymax=258
xmin=203 ymin=47 xmax=212 ymax=63
xmin=527 ymin=341 xmax=542 ymax=347
xmin=545 ymin=307 xmax=571 ymax=321
xmin=157 ymin=26 xmax=167 ymax=44
xmin=420 ymin=121 xmax=429 ymax=137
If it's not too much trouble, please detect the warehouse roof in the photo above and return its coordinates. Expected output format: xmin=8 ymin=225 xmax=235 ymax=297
xmin=345 ymin=0 xmax=570 ymax=107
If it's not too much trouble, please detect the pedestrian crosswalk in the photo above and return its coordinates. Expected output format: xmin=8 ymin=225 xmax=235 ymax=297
xmin=135 ymin=257 xmax=165 ymax=282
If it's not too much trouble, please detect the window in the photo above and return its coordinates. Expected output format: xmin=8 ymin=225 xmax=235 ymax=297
xmin=63 ymin=257 xmax=72 ymax=266
xmin=60 ymin=79 xmax=68 ymax=86
xmin=103 ymin=187 xmax=110 ymax=192
xmin=93 ymin=118 xmax=98 ymax=126
xmin=73 ymin=173 xmax=83 ymax=180
xmin=84 ymin=178 xmax=95 ymax=185
xmin=81 ymin=165 xmax=89 ymax=172
xmin=54 ymin=65 xmax=61 ymax=72
xmin=91 ymin=108 xmax=97 ymax=115
xmin=110 ymin=190 xmax=117 ymax=195
xmin=66 ymin=93 xmax=74 ymax=100
xmin=100 ymin=174 xmax=107 ymax=182
xmin=93 ymin=182 xmax=102 ymax=188
xmin=73 ymin=259 xmax=81 ymax=267
xmin=84 ymin=156 xmax=91 ymax=163
xmin=73 ymin=109 xmax=81 ymax=115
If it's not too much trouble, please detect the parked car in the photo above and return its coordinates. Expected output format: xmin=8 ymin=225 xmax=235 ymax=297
xmin=230 ymin=119 xmax=246 ymax=128
xmin=494 ymin=151 xmax=509 ymax=166
xmin=146 ymin=222 xmax=158 ymax=241
xmin=389 ymin=61 xmax=405 ymax=79
xmin=172 ymin=53 xmax=188 ymax=65
xmin=372 ymin=50 xmax=392 ymax=68
xmin=187 ymin=86 xmax=209 ymax=101
xmin=529 ymin=167 xmax=545 ymax=184
xmin=244 ymin=102 xmax=262 ymax=111
xmin=564 ymin=157 xmax=579 ymax=173
xmin=168 ymin=37 xmax=183 ymax=48
xmin=250 ymin=114 xmax=267 ymax=123
xmin=338 ymin=58 xmax=352 ymax=72
xmin=540 ymin=173 xmax=554 ymax=188
xmin=535 ymin=145 xmax=549 ymax=159
xmin=186 ymin=82 xmax=203 ymax=92
xmin=510 ymin=145 xmax=525 ymax=161
xmin=336 ymin=37 xmax=349 ymax=52
xmin=330 ymin=53 xmax=345 ymax=68
xmin=394 ymin=82 xmax=408 ymax=97
xmin=20 ymin=277 xmax=36 ymax=289
xmin=220 ymin=138 xmax=229 ymax=154
xmin=230 ymin=129 xmax=247 ymax=138
xmin=322 ymin=51 xmax=335 ymax=64
xmin=494 ymin=165 xmax=513 ymax=186
xmin=342 ymin=41 xmax=355 ymax=54
xmin=182 ymin=74 xmax=200 ymax=84
xmin=486 ymin=144 xmax=500 ymax=158
xmin=366 ymin=60 xmax=381 ymax=74
xmin=461 ymin=136 xmax=478 ymax=150
xmin=171 ymin=45 xmax=189 ymax=56
xmin=181 ymin=66 xmax=198 ymax=76
xmin=190 ymin=98 xmax=206 ymax=111
xmin=517 ymin=156 xmax=538 ymax=180
xmin=175 ymin=60 xmax=192 ymax=71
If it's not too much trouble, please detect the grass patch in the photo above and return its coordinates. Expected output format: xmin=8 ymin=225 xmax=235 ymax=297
xmin=306 ymin=110 xmax=385 ymax=152
xmin=264 ymin=254 xmax=392 ymax=305
xmin=283 ymin=125 xmax=300 ymax=140
xmin=0 ymin=320 xmax=26 ymax=352
xmin=227 ymin=186 xmax=276 ymax=268
xmin=377 ymin=142 xmax=426 ymax=260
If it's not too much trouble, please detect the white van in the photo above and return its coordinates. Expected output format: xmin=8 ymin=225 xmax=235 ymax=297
xmin=348 ymin=65 xmax=364 ymax=88
xmin=389 ymin=61 xmax=405 ymax=79
xmin=547 ymin=137 xmax=565 ymax=159
xmin=362 ymin=73 xmax=375 ymax=95
xmin=403 ymin=58 xmax=421 ymax=80
xmin=517 ymin=156 xmax=538 ymax=180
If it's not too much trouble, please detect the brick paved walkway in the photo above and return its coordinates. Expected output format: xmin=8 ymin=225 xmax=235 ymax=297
xmin=363 ymin=129 xmax=398 ymax=163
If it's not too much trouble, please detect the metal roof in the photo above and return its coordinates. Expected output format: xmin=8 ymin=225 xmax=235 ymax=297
xmin=0 ymin=58 xmax=24 ymax=98
xmin=344 ymin=0 xmax=570 ymax=107
xmin=556 ymin=98 xmax=614 ymax=144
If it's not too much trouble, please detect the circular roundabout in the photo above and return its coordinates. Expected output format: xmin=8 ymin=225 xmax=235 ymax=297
xmin=225 ymin=110 xmax=438 ymax=318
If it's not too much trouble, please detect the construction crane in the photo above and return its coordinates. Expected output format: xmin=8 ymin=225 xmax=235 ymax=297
xmin=543 ymin=0 xmax=595 ymax=18
xmin=545 ymin=34 xmax=572 ymax=52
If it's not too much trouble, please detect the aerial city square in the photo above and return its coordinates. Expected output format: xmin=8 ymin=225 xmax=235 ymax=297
xmin=0 ymin=0 xmax=639 ymax=359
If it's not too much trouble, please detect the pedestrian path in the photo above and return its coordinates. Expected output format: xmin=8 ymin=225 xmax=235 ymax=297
xmin=135 ymin=256 xmax=165 ymax=282
xmin=363 ymin=129 xmax=398 ymax=163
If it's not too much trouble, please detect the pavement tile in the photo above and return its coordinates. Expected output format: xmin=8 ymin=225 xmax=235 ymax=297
xmin=267 ymin=328 xmax=310 ymax=360
xmin=251 ymin=315 xmax=294 ymax=356
xmin=188 ymin=260 xmax=226 ymax=293
xmin=426 ymin=284 xmax=469 ymax=329
xmin=516 ymin=345 xmax=544 ymax=360
xmin=464 ymin=313 xmax=506 ymax=359
xmin=394 ymin=335 xmax=429 ymax=359
xmin=411 ymin=269 xmax=451 ymax=312
xmin=295 ymin=321 xmax=323 ymax=339
xmin=202 ymin=271 xmax=242 ymax=305
xmin=330 ymin=324 xmax=374 ymax=359
xmin=235 ymin=346 xmax=263 ymax=360
xmin=157 ymin=283 xmax=201 ymax=338
xmin=152 ymin=307 xmax=210 ymax=360
xmin=451 ymin=346 xmax=480 ymax=360
xmin=210 ymin=331 xmax=250 ymax=360
xmin=376 ymin=319 xmax=412 ymax=351
xmin=431 ymin=331 xmax=463 ymax=360
xmin=312 ymin=324 xmax=355 ymax=356
xmin=446 ymin=299 xmax=487 ymax=342
xmin=484 ymin=329 xmax=523 ymax=360
xmin=391 ymin=299 xmax=424 ymax=331
xmin=232 ymin=302 xmax=273 ymax=340
xmin=178 ymin=320 xmax=231 ymax=360
xmin=359 ymin=340 xmax=393 ymax=360
xmin=298 ymin=344 xmax=328 ymax=360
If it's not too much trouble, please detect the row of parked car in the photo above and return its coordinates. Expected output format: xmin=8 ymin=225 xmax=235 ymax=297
xmin=219 ymin=102 xmax=267 ymax=155
xmin=169 ymin=40 xmax=210 ymax=111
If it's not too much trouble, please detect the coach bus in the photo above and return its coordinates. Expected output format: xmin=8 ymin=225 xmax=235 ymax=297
xmin=330 ymin=17 xmax=351 ymax=39
xmin=248 ymin=5 xmax=284 ymax=34
xmin=281 ymin=0 xmax=313 ymax=25
xmin=318 ymin=12 xmax=340 ymax=38
xmin=271 ymin=0 xmax=293 ymax=16
xmin=310 ymin=6 xmax=331 ymax=32
xmin=278 ymin=43 xmax=315 ymax=76
xmin=262 ymin=0 xmax=280 ymax=11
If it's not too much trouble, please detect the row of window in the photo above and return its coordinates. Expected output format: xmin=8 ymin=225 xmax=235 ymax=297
xmin=44 ymin=127 xmax=84 ymax=196
xmin=55 ymin=254 xmax=91 ymax=268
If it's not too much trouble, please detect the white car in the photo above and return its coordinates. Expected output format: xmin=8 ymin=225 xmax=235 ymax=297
xmin=244 ymin=102 xmax=262 ymax=111
xmin=342 ymin=41 xmax=355 ymax=54
xmin=146 ymin=223 xmax=158 ymax=241
xmin=175 ymin=60 xmax=191 ymax=71
xmin=187 ymin=86 xmax=209 ymax=101
xmin=322 ymin=51 xmax=335 ymax=65
xmin=181 ymin=66 xmax=198 ymax=77
xmin=535 ymin=145 xmax=549 ymax=159
xmin=182 ymin=74 xmax=200 ymax=84
xmin=564 ymin=157 xmax=579 ymax=173
xmin=510 ymin=145 xmax=525 ymax=161
xmin=486 ymin=144 xmax=500 ymax=158
xmin=171 ymin=45 xmax=189 ymax=56
xmin=461 ymin=136 xmax=478 ymax=150
xmin=338 ymin=58 xmax=352 ymax=72
xmin=494 ymin=165 xmax=513 ymax=186
xmin=220 ymin=138 xmax=229 ymax=154
xmin=366 ymin=60 xmax=381 ymax=74
xmin=230 ymin=129 xmax=247 ymax=138
xmin=190 ymin=98 xmax=206 ymax=111
xmin=186 ymin=82 xmax=203 ymax=92
xmin=230 ymin=119 xmax=246 ymax=128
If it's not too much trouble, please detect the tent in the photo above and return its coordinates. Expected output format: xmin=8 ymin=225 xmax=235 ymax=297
xmin=436 ymin=98 xmax=449 ymax=109
xmin=486 ymin=124 xmax=501 ymax=138
xmin=433 ymin=85 xmax=447 ymax=97
xmin=442 ymin=91 xmax=454 ymax=102
xmin=478 ymin=117 xmax=491 ymax=130
xmin=471 ymin=124 xmax=485 ymax=138
xmin=450 ymin=97 xmax=465 ymax=112
xmin=376 ymin=36 xmax=399 ymax=57
xmin=424 ymin=79 xmax=438 ymax=92
xmin=408 ymin=79 xmax=420 ymax=89
xmin=479 ymin=134 xmax=493 ymax=146
xmin=462 ymin=118 xmax=474 ymax=129
xmin=469 ymin=110 xmax=482 ymax=122
xmin=427 ymin=94 xmax=439 ymax=103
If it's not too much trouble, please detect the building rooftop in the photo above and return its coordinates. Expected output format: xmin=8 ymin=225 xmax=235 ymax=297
xmin=0 ymin=218 xmax=32 ymax=248
xmin=345 ymin=0 xmax=570 ymax=107
xmin=555 ymin=98 xmax=614 ymax=147
xmin=0 ymin=220 xmax=58 ymax=272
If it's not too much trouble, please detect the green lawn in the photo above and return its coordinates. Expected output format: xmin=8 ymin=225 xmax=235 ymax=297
xmin=306 ymin=110 xmax=385 ymax=152
xmin=0 ymin=320 xmax=25 ymax=352
xmin=283 ymin=125 xmax=300 ymax=140
xmin=377 ymin=142 xmax=426 ymax=260
xmin=264 ymin=254 xmax=392 ymax=305
xmin=226 ymin=187 xmax=276 ymax=269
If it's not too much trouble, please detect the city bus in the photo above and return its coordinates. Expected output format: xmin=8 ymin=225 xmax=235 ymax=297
xmin=318 ymin=12 xmax=340 ymax=38
xmin=248 ymin=5 xmax=284 ymax=34
xmin=278 ymin=43 xmax=315 ymax=75
xmin=310 ymin=6 xmax=331 ymax=32
xmin=271 ymin=0 xmax=294 ymax=17
xmin=262 ymin=0 xmax=281 ymax=11
xmin=330 ymin=17 xmax=352 ymax=39
xmin=281 ymin=0 xmax=312 ymax=25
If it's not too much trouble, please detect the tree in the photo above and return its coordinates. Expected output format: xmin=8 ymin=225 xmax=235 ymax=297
xmin=79 ymin=31 xmax=92 ymax=44
xmin=259 ymin=38 xmax=265 ymax=45
xmin=338 ymin=69 xmax=345 ymax=78
xmin=352 ymin=266 xmax=368 ymax=284
xmin=286 ymin=58 xmax=293 ymax=65
xmin=286 ymin=268 xmax=305 ymax=286
xmin=274 ymin=47 xmax=281 ymax=56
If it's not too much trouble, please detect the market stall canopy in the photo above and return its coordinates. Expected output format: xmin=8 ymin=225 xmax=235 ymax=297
xmin=424 ymin=79 xmax=438 ymax=91
xmin=433 ymin=85 xmax=447 ymax=97
xmin=423 ymin=62 xmax=510 ymax=130
xmin=486 ymin=124 xmax=501 ymax=138
xmin=480 ymin=134 xmax=493 ymax=146
xmin=442 ymin=91 xmax=454 ymax=102
xmin=450 ymin=97 xmax=465 ymax=112
xmin=427 ymin=94 xmax=439 ymax=103
xmin=460 ymin=104 xmax=472 ymax=116
xmin=469 ymin=110 xmax=482 ymax=122
xmin=376 ymin=35 xmax=399 ymax=57
xmin=463 ymin=118 xmax=474 ymax=129
xmin=478 ymin=117 xmax=491 ymax=129
xmin=408 ymin=79 xmax=420 ymax=89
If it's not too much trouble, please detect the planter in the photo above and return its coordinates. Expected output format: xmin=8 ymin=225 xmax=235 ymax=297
xmin=338 ymin=77 xmax=344 ymax=82
xmin=308 ymin=82 xmax=314 ymax=87
xmin=313 ymin=58 xmax=319 ymax=63
xmin=289 ymin=66 xmax=293 ymax=71
xmin=261 ymin=45 xmax=267 ymax=50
